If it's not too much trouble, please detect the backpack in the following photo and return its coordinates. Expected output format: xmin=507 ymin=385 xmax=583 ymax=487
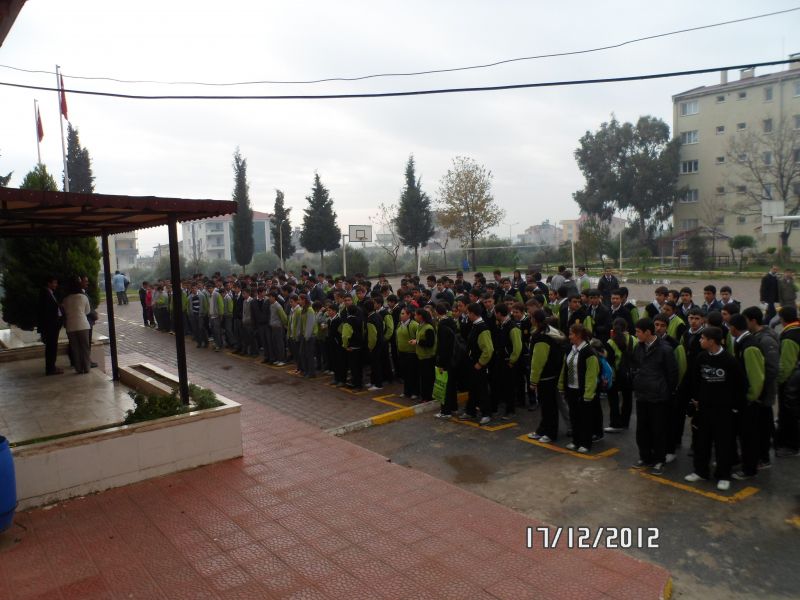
xmin=598 ymin=354 xmax=614 ymax=391
xmin=784 ymin=362 xmax=800 ymax=415
xmin=616 ymin=336 xmax=634 ymax=387
xmin=451 ymin=330 xmax=468 ymax=369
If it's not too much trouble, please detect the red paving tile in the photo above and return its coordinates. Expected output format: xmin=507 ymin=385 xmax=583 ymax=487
xmin=0 ymin=357 xmax=671 ymax=600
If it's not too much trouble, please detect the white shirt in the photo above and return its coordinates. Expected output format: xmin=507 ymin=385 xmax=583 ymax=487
xmin=566 ymin=341 xmax=587 ymax=389
xmin=62 ymin=293 xmax=91 ymax=333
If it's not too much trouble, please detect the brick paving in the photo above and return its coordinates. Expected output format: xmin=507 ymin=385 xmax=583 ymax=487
xmin=0 ymin=306 xmax=672 ymax=599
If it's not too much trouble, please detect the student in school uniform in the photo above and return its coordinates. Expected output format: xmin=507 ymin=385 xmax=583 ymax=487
xmin=363 ymin=299 xmax=385 ymax=391
xmin=527 ymin=310 xmax=566 ymax=443
xmin=558 ymin=324 xmax=600 ymax=453
xmin=684 ymin=326 xmax=745 ymax=491
xmin=396 ymin=307 xmax=420 ymax=399
xmin=410 ymin=308 xmax=437 ymax=401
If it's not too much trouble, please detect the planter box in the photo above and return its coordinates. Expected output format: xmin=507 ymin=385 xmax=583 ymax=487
xmin=12 ymin=364 xmax=242 ymax=510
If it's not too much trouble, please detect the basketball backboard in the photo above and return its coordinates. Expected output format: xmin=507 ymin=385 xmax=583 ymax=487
xmin=348 ymin=225 xmax=372 ymax=242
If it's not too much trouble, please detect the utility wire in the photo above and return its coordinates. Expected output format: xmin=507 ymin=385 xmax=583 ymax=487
xmin=0 ymin=58 xmax=796 ymax=101
xmin=0 ymin=7 xmax=796 ymax=86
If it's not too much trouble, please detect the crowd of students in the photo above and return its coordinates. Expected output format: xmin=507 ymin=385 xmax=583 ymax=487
xmin=136 ymin=264 xmax=800 ymax=492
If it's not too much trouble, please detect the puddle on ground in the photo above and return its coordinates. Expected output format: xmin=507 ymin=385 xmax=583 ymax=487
xmin=445 ymin=454 xmax=493 ymax=484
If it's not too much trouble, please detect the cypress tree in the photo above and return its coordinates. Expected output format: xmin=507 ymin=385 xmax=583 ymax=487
xmin=231 ymin=148 xmax=254 ymax=269
xmin=1 ymin=164 xmax=101 ymax=330
xmin=395 ymin=155 xmax=434 ymax=264
xmin=300 ymin=173 xmax=340 ymax=270
xmin=270 ymin=189 xmax=295 ymax=261
xmin=64 ymin=124 xmax=95 ymax=193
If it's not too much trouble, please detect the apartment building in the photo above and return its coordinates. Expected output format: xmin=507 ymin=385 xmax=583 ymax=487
xmin=96 ymin=231 xmax=138 ymax=272
xmin=181 ymin=211 xmax=273 ymax=263
xmin=560 ymin=213 xmax=626 ymax=244
xmin=518 ymin=220 xmax=563 ymax=248
xmin=672 ymin=57 xmax=800 ymax=249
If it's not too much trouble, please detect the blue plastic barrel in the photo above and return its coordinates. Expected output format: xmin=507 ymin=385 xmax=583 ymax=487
xmin=0 ymin=436 xmax=16 ymax=533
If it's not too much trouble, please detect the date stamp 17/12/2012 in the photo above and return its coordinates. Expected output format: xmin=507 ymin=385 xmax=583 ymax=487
xmin=526 ymin=526 xmax=660 ymax=550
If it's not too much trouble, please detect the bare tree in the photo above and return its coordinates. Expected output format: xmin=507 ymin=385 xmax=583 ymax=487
xmin=370 ymin=202 xmax=402 ymax=272
xmin=726 ymin=116 xmax=800 ymax=248
xmin=698 ymin=193 xmax=727 ymax=265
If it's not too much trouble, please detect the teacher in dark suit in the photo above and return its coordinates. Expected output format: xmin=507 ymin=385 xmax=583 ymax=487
xmin=38 ymin=275 xmax=63 ymax=375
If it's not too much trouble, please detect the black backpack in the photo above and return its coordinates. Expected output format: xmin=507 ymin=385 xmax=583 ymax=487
xmin=615 ymin=335 xmax=635 ymax=388
xmin=451 ymin=329 xmax=468 ymax=369
xmin=784 ymin=362 xmax=800 ymax=416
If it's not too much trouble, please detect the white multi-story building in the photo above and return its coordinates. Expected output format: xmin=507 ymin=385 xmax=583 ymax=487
xmin=672 ymin=57 xmax=800 ymax=248
xmin=560 ymin=214 xmax=626 ymax=243
xmin=181 ymin=211 xmax=273 ymax=263
xmin=97 ymin=231 xmax=138 ymax=272
xmin=518 ymin=220 xmax=562 ymax=248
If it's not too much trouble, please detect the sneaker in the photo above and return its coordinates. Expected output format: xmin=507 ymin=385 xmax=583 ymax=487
xmin=458 ymin=412 xmax=475 ymax=420
xmin=732 ymin=471 xmax=755 ymax=481
xmin=275 ymin=361 xmax=286 ymax=367
xmin=479 ymin=416 xmax=492 ymax=425
xmin=538 ymin=435 xmax=553 ymax=443
xmin=565 ymin=442 xmax=577 ymax=450
xmin=758 ymin=460 xmax=772 ymax=470
xmin=367 ymin=385 xmax=383 ymax=391
xmin=775 ymin=448 xmax=800 ymax=457
xmin=576 ymin=446 xmax=589 ymax=454
xmin=717 ymin=480 xmax=731 ymax=491
xmin=410 ymin=395 xmax=419 ymax=400
xmin=591 ymin=434 xmax=605 ymax=442
xmin=604 ymin=426 xmax=624 ymax=433
xmin=684 ymin=473 xmax=707 ymax=482
xmin=651 ymin=463 xmax=664 ymax=475
xmin=500 ymin=414 xmax=513 ymax=421
xmin=527 ymin=432 xmax=542 ymax=440
xmin=434 ymin=412 xmax=452 ymax=419
xmin=631 ymin=460 xmax=650 ymax=469
xmin=665 ymin=453 xmax=677 ymax=464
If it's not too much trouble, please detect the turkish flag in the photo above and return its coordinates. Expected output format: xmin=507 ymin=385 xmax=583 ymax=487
xmin=59 ymin=74 xmax=68 ymax=120
xmin=36 ymin=106 xmax=43 ymax=142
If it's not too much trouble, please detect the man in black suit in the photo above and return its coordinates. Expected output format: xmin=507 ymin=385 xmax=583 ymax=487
xmin=586 ymin=290 xmax=611 ymax=341
xmin=38 ymin=275 xmax=63 ymax=375
xmin=597 ymin=267 xmax=619 ymax=307
xmin=760 ymin=265 xmax=780 ymax=324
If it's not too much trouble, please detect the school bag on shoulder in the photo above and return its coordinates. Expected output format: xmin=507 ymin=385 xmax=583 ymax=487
xmin=451 ymin=329 xmax=468 ymax=369
xmin=597 ymin=353 xmax=614 ymax=392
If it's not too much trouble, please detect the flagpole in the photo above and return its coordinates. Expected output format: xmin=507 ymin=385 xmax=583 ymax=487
xmin=56 ymin=65 xmax=70 ymax=192
xmin=34 ymin=99 xmax=41 ymax=165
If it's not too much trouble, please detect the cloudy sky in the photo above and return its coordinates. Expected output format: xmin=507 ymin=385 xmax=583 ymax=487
xmin=1 ymin=1 xmax=798 ymax=255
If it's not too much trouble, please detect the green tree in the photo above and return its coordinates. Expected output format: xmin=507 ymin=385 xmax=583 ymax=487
xmin=574 ymin=115 xmax=683 ymax=245
xmin=729 ymin=235 xmax=756 ymax=272
xmin=395 ymin=155 xmax=435 ymax=264
xmin=686 ymin=235 xmax=707 ymax=270
xmin=231 ymin=148 xmax=254 ymax=269
xmin=64 ymin=124 xmax=95 ymax=193
xmin=437 ymin=156 xmax=504 ymax=269
xmin=576 ymin=217 xmax=611 ymax=267
xmin=300 ymin=173 xmax=340 ymax=270
xmin=1 ymin=164 xmax=101 ymax=330
xmin=270 ymin=189 xmax=295 ymax=264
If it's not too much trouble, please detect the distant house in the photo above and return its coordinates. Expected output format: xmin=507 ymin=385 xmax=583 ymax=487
xmin=560 ymin=213 xmax=627 ymax=243
xmin=517 ymin=220 xmax=562 ymax=248
xmin=181 ymin=211 xmax=273 ymax=262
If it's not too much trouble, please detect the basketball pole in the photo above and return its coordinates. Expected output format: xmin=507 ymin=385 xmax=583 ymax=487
xmin=342 ymin=233 xmax=349 ymax=277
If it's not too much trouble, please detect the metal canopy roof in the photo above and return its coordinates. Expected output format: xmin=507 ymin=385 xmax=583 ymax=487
xmin=0 ymin=187 xmax=237 ymax=237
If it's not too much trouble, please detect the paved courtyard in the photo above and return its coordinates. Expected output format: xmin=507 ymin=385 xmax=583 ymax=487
xmin=0 ymin=303 xmax=673 ymax=599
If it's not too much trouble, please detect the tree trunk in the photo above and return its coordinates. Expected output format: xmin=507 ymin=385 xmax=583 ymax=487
xmin=470 ymin=235 xmax=477 ymax=271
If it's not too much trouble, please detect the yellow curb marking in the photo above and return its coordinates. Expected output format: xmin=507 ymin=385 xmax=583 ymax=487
xmin=785 ymin=516 xmax=800 ymax=529
xmin=453 ymin=419 xmax=519 ymax=432
xmin=516 ymin=435 xmax=620 ymax=460
xmin=630 ymin=469 xmax=760 ymax=504
xmin=371 ymin=394 xmax=407 ymax=409
xmin=340 ymin=386 xmax=369 ymax=396
xmin=663 ymin=577 xmax=673 ymax=600
xmin=371 ymin=406 xmax=416 ymax=425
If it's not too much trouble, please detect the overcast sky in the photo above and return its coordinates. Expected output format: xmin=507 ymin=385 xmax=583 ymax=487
xmin=1 ymin=1 xmax=798 ymax=255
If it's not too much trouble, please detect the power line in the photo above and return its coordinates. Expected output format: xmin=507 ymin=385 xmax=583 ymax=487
xmin=0 ymin=58 xmax=796 ymax=101
xmin=0 ymin=7 xmax=796 ymax=87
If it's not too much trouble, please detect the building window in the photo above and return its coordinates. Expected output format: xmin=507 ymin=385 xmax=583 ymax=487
xmin=795 ymin=115 xmax=800 ymax=130
xmin=716 ymin=156 xmax=726 ymax=164
xmin=795 ymin=81 xmax=800 ymax=96
xmin=716 ymin=186 xmax=726 ymax=195
xmin=763 ymin=118 xmax=773 ymax=133
xmin=681 ymin=189 xmax=699 ymax=203
xmin=738 ymin=216 xmax=747 ymax=224
xmin=737 ymin=185 xmax=747 ymax=194
xmin=764 ymin=87 xmax=773 ymax=101
xmin=764 ymin=184 xmax=773 ymax=200
xmin=738 ymin=91 xmax=747 ymax=100
xmin=681 ymin=160 xmax=699 ymax=173
xmin=763 ymin=151 xmax=772 ymax=165
xmin=794 ymin=182 xmax=800 ymax=197
xmin=680 ymin=130 xmax=699 ymax=144
xmin=680 ymin=219 xmax=699 ymax=231
xmin=737 ymin=153 xmax=748 ymax=163
xmin=737 ymin=122 xmax=747 ymax=131
xmin=795 ymin=148 xmax=800 ymax=163
xmin=680 ymin=100 xmax=699 ymax=116
xmin=716 ymin=94 xmax=726 ymax=103
xmin=716 ymin=125 xmax=725 ymax=135
xmin=715 ymin=216 xmax=724 ymax=225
